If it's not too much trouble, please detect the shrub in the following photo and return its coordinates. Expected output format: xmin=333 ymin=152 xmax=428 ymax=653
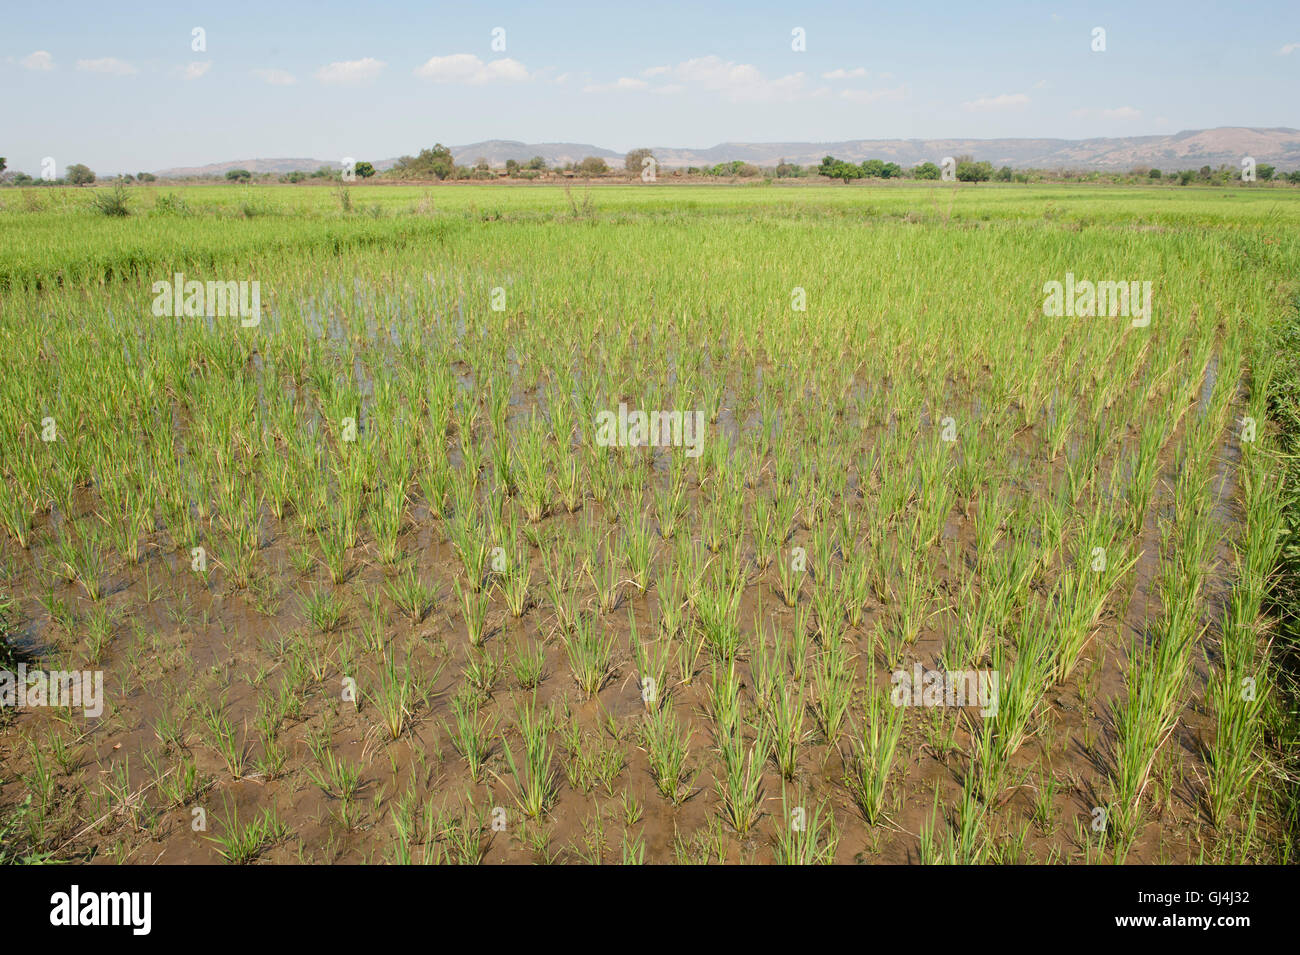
xmin=912 ymin=161 xmax=941 ymax=180
xmin=956 ymin=160 xmax=993 ymax=182
xmin=624 ymin=148 xmax=654 ymax=174
xmin=66 ymin=163 xmax=95 ymax=186
xmin=89 ymin=182 xmax=130 ymax=217
xmin=225 ymin=169 xmax=252 ymax=182
xmin=390 ymin=145 xmax=455 ymax=180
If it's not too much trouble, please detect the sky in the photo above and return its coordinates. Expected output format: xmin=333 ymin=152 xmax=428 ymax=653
xmin=2 ymin=0 xmax=1297 ymax=175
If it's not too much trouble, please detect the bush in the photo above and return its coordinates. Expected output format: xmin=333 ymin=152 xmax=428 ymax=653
xmin=624 ymin=148 xmax=654 ymax=174
xmin=153 ymin=192 xmax=191 ymax=216
xmin=225 ymin=169 xmax=252 ymax=182
xmin=956 ymin=160 xmax=993 ymax=182
xmin=89 ymin=182 xmax=130 ymax=217
xmin=66 ymin=164 xmax=95 ymax=186
xmin=390 ymin=145 xmax=455 ymax=180
xmin=577 ymin=156 xmax=609 ymax=176
xmin=1149 ymin=168 xmax=1162 ymax=179
xmin=912 ymin=162 xmax=941 ymax=180
xmin=354 ymin=161 xmax=376 ymax=179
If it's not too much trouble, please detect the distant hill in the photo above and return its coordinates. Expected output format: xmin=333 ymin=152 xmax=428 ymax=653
xmin=150 ymin=127 xmax=1300 ymax=178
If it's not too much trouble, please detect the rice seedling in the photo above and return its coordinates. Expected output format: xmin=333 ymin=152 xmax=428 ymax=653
xmin=640 ymin=704 xmax=695 ymax=806
xmin=773 ymin=790 xmax=838 ymax=865
xmin=0 ymin=179 xmax=1294 ymax=868
xmin=210 ymin=803 xmax=288 ymax=865
xmin=499 ymin=696 xmax=557 ymax=819
xmin=561 ymin=613 xmax=614 ymax=697
xmin=848 ymin=688 xmax=906 ymax=825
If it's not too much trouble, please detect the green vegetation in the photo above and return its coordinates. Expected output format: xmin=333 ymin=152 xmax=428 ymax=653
xmin=0 ymin=180 xmax=1295 ymax=864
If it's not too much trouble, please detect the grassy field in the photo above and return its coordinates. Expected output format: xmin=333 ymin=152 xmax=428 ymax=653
xmin=0 ymin=181 xmax=1295 ymax=864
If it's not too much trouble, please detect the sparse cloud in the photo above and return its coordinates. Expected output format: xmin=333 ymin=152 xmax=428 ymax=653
xmin=593 ymin=56 xmax=807 ymax=103
xmin=961 ymin=92 xmax=1029 ymax=111
xmin=583 ymin=76 xmax=649 ymax=93
xmin=1071 ymin=105 xmax=1141 ymax=119
xmin=1279 ymin=42 xmax=1300 ymax=55
xmin=314 ymin=57 xmax=385 ymax=86
xmin=20 ymin=50 xmax=54 ymax=71
xmin=413 ymin=54 xmax=528 ymax=84
xmin=823 ymin=67 xmax=868 ymax=80
xmin=183 ymin=61 xmax=211 ymax=81
xmin=252 ymin=68 xmax=296 ymax=86
xmin=76 ymin=57 xmax=137 ymax=76
xmin=840 ymin=85 xmax=906 ymax=104
xmin=1033 ymin=79 xmax=1050 ymax=89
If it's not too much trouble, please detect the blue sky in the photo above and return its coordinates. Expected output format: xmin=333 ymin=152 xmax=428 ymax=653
xmin=3 ymin=0 xmax=1296 ymax=174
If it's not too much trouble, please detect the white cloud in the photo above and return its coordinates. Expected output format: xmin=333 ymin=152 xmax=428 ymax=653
xmin=641 ymin=65 xmax=671 ymax=77
xmin=1071 ymin=105 xmax=1141 ymax=119
xmin=76 ymin=57 xmax=137 ymax=76
xmin=413 ymin=54 xmax=528 ymax=84
xmin=183 ymin=61 xmax=211 ymax=80
xmin=20 ymin=50 xmax=54 ymax=71
xmin=583 ymin=76 xmax=650 ymax=93
xmin=314 ymin=57 xmax=385 ymax=85
xmin=961 ymin=92 xmax=1030 ymax=111
xmin=823 ymin=67 xmax=868 ymax=80
xmin=840 ymin=85 xmax=905 ymax=104
xmin=1279 ymin=42 xmax=1300 ymax=55
xmin=252 ymin=68 xmax=296 ymax=86
xmin=649 ymin=56 xmax=808 ymax=103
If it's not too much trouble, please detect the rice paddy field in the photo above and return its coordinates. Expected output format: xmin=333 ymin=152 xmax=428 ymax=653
xmin=0 ymin=180 xmax=1297 ymax=865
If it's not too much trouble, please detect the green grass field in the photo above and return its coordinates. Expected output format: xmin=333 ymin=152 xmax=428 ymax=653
xmin=0 ymin=180 xmax=1296 ymax=863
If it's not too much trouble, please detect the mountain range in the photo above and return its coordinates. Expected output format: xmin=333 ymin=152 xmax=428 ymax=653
xmin=150 ymin=127 xmax=1300 ymax=178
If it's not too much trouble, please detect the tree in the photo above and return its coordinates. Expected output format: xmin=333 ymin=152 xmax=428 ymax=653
xmin=880 ymin=162 xmax=902 ymax=179
xmin=912 ymin=161 xmax=941 ymax=180
xmin=354 ymin=161 xmax=375 ymax=179
xmin=505 ymin=159 xmax=520 ymax=176
xmin=624 ymin=148 xmax=654 ymax=174
xmin=577 ymin=156 xmax=608 ymax=176
xmin=956 ymin=159 xmax=993 ymax=182
xmin=1257 ymin=164 xmax=1275 ymax=182
xmin=995 ymin=166 xmax=1013 ymax=182
xmin=0 ymin=158 xmax=6 ymax=174
xmin=225 ymin=168 xmax=252 ymax=182
xmin=861 ymin=159 xmax=885 ymax=178
xmin=525 ymin=155 xmax=547 ymax=171
xmin=66 ymin=163 xmax=95 ymax=185
xmin=1148 ymin=168 xmax=1162 ymax=179
xmin=775 ymin=159 xmax=801 ymax=178
xmin=390 ymin=144 xmax=455 ymax=180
